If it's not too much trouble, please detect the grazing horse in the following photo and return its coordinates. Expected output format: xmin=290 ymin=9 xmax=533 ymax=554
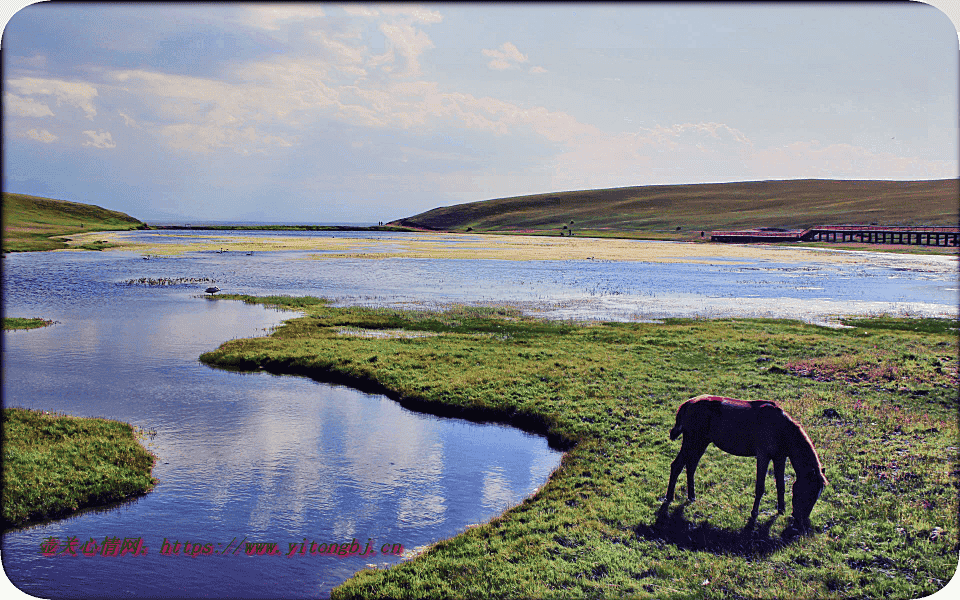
xmin=665 ymin=395 xmax=827 ymax=533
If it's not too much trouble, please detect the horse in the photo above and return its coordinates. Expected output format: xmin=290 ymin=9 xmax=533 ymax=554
xmin=664 ymin=395 xmax=827 ymax=533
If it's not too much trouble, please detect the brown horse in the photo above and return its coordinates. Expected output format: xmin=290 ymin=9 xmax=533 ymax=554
xmin=665 ymin=395 xmax=827 ymax=533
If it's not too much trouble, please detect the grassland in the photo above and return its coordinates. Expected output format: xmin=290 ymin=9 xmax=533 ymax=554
xmin=1 ymin=408 xmax=157 ymax=529
xmin=199 ymin=295 xmax=958 ymax=599
xmin=393 ymin=179 xmax=960 ymax=239
xmin=2 ymin=192 xmax=147 ymax=252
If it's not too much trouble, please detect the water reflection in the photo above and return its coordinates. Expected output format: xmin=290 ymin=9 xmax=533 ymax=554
xmin=2 ymin=249 xmax=563 ymax=599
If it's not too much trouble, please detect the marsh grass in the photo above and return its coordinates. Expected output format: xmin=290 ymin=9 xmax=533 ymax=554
xmin=199 ymin=298 xmax=958 ymax=598
xmin=3 ymin=317 xmax=55 ymax=330
xmin=2 ymin=408 xmax=157 ymax=529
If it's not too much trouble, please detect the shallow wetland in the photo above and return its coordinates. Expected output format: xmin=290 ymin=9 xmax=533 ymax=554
xmin=2 ymin=230 xmax=958 ymax=598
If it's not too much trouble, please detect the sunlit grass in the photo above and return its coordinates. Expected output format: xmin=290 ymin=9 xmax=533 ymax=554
xmin=2 ymin=408 xmax=157 ymax=528
xmin=200 ymin=297 xmax=958 ymax=599
xmin=2 ymin=192 xmax=146 ymax=253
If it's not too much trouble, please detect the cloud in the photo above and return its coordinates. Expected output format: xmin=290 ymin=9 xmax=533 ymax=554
xmin=7 ymin=77 xmax=98 ymax=120
xmin=379 ymin=22 xmax=435 ymax=76
xmin=82 ymin=130 xmax=116 ymax=148
xmin=241 ymin=5 xmax=326 ymax=31
xmin=482 ymin=42 xmax=528 ymax=70
xmin=529 ymin=66 xmax=548 ymax=74
xmin=378 ymin=4 xmax=443 ymax=24
xmin=341 ymin=5 xmax=380 ymax=18
xmin=4 ymin=92 xmax=55 ymax=118
xmin=17 ymin=128 xmax=58 ymax=143
xmin=118 ymin=111 xmax=139 ymax=128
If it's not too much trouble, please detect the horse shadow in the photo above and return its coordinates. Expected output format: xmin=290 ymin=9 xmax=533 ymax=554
xmin=633 ymin=500 xmax=800 ymax=558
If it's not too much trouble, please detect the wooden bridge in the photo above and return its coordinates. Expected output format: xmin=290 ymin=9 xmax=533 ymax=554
xmin=711 ymin=225 xmax=960 ymax=247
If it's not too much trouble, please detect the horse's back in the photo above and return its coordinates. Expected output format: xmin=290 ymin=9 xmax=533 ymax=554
xmin=679 ymin=395 xmax=788 ymax=456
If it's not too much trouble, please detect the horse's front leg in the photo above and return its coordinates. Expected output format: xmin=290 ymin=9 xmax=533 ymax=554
xmin=752 ymin=455 xmax=771 ymax=517
xmin=773 ymin=455 xmax=786 ymax=514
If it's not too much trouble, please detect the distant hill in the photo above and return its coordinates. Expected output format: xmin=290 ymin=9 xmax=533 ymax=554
xmin=392 ymin=179 xmax=960 ymax=238
xmin=2 ymin=192 xmax=147 ymax=252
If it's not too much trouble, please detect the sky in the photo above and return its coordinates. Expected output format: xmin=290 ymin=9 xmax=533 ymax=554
xmin=2 ymin=2 xmax=959 ymax=224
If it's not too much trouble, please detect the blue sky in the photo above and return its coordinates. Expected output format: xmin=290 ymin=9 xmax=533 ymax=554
xmin=3 ymin=2 xmax=958 ymax=223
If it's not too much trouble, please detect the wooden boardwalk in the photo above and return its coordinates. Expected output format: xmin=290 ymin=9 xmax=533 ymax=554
xmin=712 ymin=225 xmax=960 ymax=247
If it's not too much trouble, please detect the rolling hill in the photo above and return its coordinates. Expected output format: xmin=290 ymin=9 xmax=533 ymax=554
xmin=392 ymin=179 xmax=960 ymax=238
xmin=2 ymin=192 xmax=147 ymax=252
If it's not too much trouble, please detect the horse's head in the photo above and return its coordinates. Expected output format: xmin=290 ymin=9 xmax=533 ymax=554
xmin=791 ymin=467 xmax=827 ymax=532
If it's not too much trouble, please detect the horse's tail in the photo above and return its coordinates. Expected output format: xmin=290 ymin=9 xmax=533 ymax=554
xmin=669 ymin=401 xmax=689 ymax=440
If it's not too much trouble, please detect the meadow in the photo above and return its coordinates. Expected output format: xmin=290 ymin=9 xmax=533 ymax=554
xmin=199 ymin=296 xmax=958 ymax=599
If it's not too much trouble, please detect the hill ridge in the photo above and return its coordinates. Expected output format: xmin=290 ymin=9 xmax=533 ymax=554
xmin=392 ymin=179 xmax=959 ymax=236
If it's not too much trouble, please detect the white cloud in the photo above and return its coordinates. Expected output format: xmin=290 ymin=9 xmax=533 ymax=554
xmin=7 ymin=77 xmax=98 ymax=120
xmin=378 ymin=4 xmax=443 ymax=24
xmin=17 ymin=128 xmax=58 ymax=143
xmin=241 ymin=5 xmax=326 ymax=31
xmin=341 ymin=5 xmax=380 ymax=18
xmin=529 ymin=66 xmax=548 ymax=74
xmin=118 ymin=111 xmax=139 ymax=128
xmin=379 ymin=22 xmax=435 ymax=76
xmin=482 ymin=42 xmax=528 ymax=70
xmin=108 ymin=66 xmax=317 ymax=153
xmin=4 ymin=92 xmax=55 ymax=118
xmin=82 ymin=129 xmax=116 ymax=148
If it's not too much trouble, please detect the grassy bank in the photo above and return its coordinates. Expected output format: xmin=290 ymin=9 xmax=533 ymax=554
xmin=199 ymin=296 xmax=958 ymax=599
xmin=2 ymin=192 xmax=147 ymax=252
xmin=3 ymin=317 xmax=55 ymax=330
xmin=393 ymin=179 xmax=959 ymax=239
xmin=1 ymin=408 xmax=157 ymax=529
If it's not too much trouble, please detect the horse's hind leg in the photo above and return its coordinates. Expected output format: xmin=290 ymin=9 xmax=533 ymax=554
xmin=666 ymin=450 xmax=684 ymax=502
xmin=667 ymin=437 xmax=708 ymax=502
xmin=752 ymin=455 xmax=771 ymax=517
xmin=773 ymin=455 xmax=786 ymax=514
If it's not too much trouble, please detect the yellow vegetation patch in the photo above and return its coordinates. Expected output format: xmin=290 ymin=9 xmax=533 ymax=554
xmin=66 ymin=230 xmax=890 ymax=265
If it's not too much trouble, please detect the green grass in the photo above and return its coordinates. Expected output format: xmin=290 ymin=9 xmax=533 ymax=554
xmin=2 ymin=192 xmax=147 ymax=252
xmin=394 ymin=179 xmax=959 ymax=239
xmin=2 ymin=408 xmax=157 ymax=529
xmin=199 ymin=296 xmax=959 ymax=599
xmin=3 ymin=317 xmax=55 ymax=330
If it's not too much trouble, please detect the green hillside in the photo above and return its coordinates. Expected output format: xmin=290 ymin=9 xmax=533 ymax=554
xmin=393 ymin=179 xmax=960 ymax=238
xmin=2 ymin=192 xmax=147 ymax=252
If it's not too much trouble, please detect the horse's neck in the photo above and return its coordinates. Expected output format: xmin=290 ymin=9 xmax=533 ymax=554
xmin=786 ymin=424 xmax=822 ymax=480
